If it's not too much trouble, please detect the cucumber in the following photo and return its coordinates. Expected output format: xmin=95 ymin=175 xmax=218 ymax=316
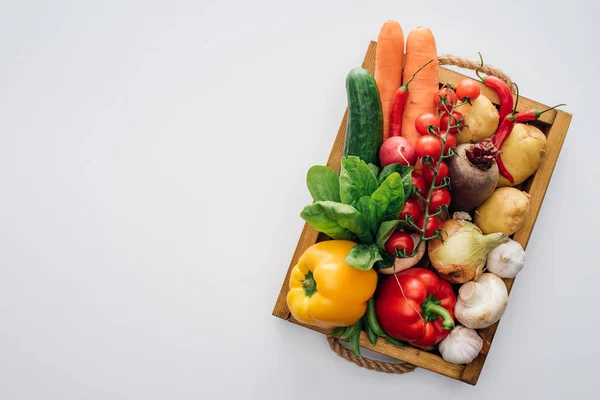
xmin=343 ymin=67 xmax=384 ymax=166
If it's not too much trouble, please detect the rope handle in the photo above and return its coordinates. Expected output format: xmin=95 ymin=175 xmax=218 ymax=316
xmin=438 ymin=54 xmax=516 ymax=94
xmin=327 ymin=337 xmax=417 ymax=374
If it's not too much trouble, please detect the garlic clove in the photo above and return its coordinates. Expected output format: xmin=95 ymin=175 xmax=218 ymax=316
xmin=439 ymin=325 xmax=483 ymax=364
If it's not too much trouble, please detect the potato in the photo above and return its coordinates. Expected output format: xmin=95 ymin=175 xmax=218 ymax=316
xmin=497 ymin=123 xmax=547 ymax=187
xmin=474 ymin=187 xmax=530 ymax=235
xmin=455 ymin=95 xmax=500 ymax=144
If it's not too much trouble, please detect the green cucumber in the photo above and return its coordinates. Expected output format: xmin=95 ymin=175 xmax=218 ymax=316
xmin=343 ymin=67 xmax=384 ymax=166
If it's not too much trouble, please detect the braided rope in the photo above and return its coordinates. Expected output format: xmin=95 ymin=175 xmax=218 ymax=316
xmin=327 ymin=337 xmax=417 ymax=374
xmin=438 ymin=54 xmax=516 ymax=94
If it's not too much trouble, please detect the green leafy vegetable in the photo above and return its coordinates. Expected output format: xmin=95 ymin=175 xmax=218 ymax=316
xmin=344 ymin=244 xmax=383 ymax=271
xmin=306 ymin=165 xmax=341 ymax=202
xmin=376 ymin=220 xmax=407 ymax=248
xmin=339 ymin=156 xmax=378 ymax=207
xmin=355 ymin=196 xmax=378 ymax=236
xmin=367 ymin=163 xmax=380 ymax=178
xmin=300 ymin=201 xmax=371 ymax=242
xmin=378 ymin=163 xmax=414 ymax=198
xmin=376 ymin=252 xmax=395 ymax=270
xmin=370 ymin=172 xmax=406 ymax=222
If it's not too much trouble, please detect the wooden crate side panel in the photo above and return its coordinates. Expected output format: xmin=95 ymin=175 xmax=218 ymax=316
xmin=289 ymin=317 xmax=465 ymax=380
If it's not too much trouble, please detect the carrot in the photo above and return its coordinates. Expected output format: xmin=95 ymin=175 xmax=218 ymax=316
xmin=401 ymin=27 xmax=439 ymax=147
xmin=374 ymin=20 xmax=404 ymax=141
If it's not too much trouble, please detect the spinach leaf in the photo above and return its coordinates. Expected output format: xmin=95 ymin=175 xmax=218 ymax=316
xmin=300 ymin=201 xmax=371 ymax=241
xmin=355 ymin=196 xmax=378 ymax=236
xmin=367 ymin=163 xmax=380 ymax=178
xmin=306 ymin=165 xmax=341 ymax=202
xmin=339 ymin=156 xmax=378 ymax=207
xmin=344 ymin=244 xmax=383 ymax=271
xmin=376 ymin=220 xmax=407 ymax=248
xmin=370 ymin=172 xmax=406 ymax=222
xmin=376 ymin=251 xmax=395 ymax=271
xmin=378 ymin=164 xmax=414 ymax=198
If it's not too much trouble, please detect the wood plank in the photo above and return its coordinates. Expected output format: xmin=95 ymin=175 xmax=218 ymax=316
xmin=271 ymin=41 xmax=377 ymax=319
xmin=460 ymin=110 xmax=572 ymax=384
xmin=289 ymin=317 xmax=465 ymax=380
xmin=437 ymin=68 xmax=556 ymax=125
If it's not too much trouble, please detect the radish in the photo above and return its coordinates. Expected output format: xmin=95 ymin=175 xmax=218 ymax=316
xmin=379 ymin=136 xmax=417 ymax=167
xmin=447 ymin=141 xmax=499 ymax=212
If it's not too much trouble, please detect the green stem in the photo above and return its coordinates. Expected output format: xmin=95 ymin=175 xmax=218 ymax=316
xmin=301 ymin=271 xmax=317 ymax=297
xmin=421 ymin=295 xmax=454 ymax=330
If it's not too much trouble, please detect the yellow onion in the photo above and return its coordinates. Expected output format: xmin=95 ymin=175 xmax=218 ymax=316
xmin=428 ymin=218 xmax=509 ymax=283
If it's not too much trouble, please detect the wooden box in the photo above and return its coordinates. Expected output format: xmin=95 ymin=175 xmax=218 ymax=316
xmin=272 ymin=41 xmax=572 ymax=385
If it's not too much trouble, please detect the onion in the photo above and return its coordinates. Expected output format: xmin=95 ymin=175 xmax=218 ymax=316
xmin=428 ymin=218 xmax=509 ymax=283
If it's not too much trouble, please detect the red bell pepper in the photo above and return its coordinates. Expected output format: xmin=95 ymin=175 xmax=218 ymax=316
xmin=374 ymin=268 xmax=456 ymax=347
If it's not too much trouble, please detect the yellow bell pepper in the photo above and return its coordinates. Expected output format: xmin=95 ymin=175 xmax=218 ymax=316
xmin=286 ymin=240 xmax=378 ymax=330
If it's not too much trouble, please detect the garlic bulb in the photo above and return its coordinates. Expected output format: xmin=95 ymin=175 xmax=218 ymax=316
xmin=455 ymin=273 xmax=508 ymax=329
xmin=380 ymin=233 xmax=425 ymax=275
xmin=438 ymin=326 xmax=483 ymax=364
xmin=486 ymin=239 xmax=525 ymax=278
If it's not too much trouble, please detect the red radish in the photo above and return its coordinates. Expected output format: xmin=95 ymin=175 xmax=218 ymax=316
xmin=379 ymin=136 xmax=417 ymax=167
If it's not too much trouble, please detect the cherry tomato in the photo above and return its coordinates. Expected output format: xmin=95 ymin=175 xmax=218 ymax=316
xmin=435 ymin=87 xmax=457 ymax=111
xmin=456 ymin=79 xmax=481 ymax=101
xmin=428 ymin=188 xmax=451 ymax=212
xmin=417 ymin=215 xmax=442 ymax=237
xmin=399 ymin=197 xmax=422 ymax=222
xmin=440 ymin=111 xmax=463 ymax=134
xmin=415 ymin=136 xmax=442 ymax=159
xmin=422 ymin=161 xmax=449 ymax=186
xmin=385 ymin=231 xmax=415 ymax=257
xmin=415 ymin=113 xmax=440 ymax=136
xmin=411 ymin=171 xmax=427 ymax=196
xmin=444 ymin=133 xmax=457 ymax=154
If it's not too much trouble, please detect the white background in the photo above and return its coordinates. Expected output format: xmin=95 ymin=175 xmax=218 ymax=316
xmin=0 ymin=1 xmax=596 ymax=399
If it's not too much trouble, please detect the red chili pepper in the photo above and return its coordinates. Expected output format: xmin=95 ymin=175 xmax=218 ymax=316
xmin=476 ymin=53 xmax=514 ymax=121
xmin=492 ymin=113 xmax=517 ymax=149
xmin=496 ymin=154 xmax=514 ymax=184
xmin=389 ymin=60 xmax=433 ymax=137
xmin=515 ymin=103 xmax=566 ymax=123
xmin=374 ymin=268 xmax=456 ymax=347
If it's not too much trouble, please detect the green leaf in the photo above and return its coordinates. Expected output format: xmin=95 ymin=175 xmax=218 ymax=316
xmin=339 ymin=156 xmax=378 ymax=207
xmin=367 ymin=163 xmax=380 ymax=178
xmin=300 ymin=201 xmax=370 ymax=241
xmin=378 ymin=163 xmax=414 ymax=198
xmin=376 ymin=220 xmax=407 ymax=248
xmin=306 ymin=165 xmax=341 ymax=202
xmin=376 ymin=251 xmax=395 ymax=270
xmin=370 ymin=172 xmax=406 ymax=222
xmin=355 ymin=196 xmax=378 ymax=236
xmin=344 ymin=244 xmax=383 ymax=271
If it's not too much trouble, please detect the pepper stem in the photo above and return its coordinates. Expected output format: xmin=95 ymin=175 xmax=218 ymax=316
xmin=535 ymin=103 xmax=567 ymax=118
xmin=476 ymin=52 xmax=485 ymax=82
xmin=511 ymin=82 xmax=520 ymax=115
xmin=402 ymin=59 xmax=434 ymax=90
xmin=301 ymin=271 xmax=317 ymax=297
xmin=421 ymin=295 xmax=455 ymax=330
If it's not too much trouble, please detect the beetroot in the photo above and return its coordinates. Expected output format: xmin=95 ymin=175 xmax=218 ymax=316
xmin=447 ymin=141 xmax=499 ymax=212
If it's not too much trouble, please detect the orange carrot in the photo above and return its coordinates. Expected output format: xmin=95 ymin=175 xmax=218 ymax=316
xmin=374 ymin=20 xmax=404 ymax=141
xmin=401 ymin=27 xmax=439 ymax=147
